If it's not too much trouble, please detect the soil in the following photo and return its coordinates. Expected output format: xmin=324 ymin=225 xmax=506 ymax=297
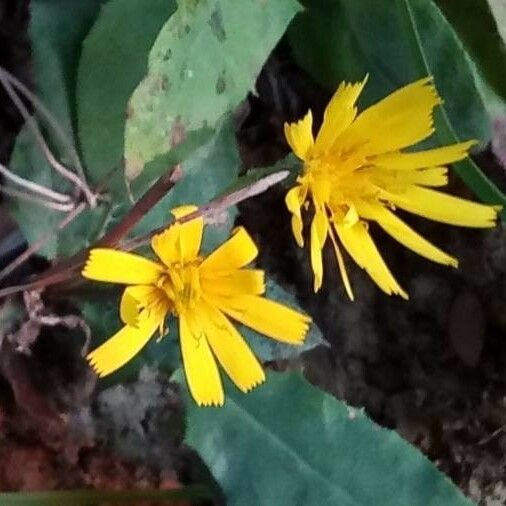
xmin=1 ymin=2 xmax=506 ymax=505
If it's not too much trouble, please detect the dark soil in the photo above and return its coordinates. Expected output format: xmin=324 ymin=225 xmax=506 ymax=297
xmin=1 ymin=2 xmax=506 ymax=505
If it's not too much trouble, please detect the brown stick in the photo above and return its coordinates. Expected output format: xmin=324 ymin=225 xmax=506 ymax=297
xmin=98 ymin=165 xmax=182 ymax=247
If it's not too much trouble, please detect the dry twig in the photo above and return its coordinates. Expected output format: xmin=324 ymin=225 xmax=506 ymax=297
xmin=0 ymin=67 xmax=96 ymax=207
xmin=0 ymin=162 xmax=72 ymax=204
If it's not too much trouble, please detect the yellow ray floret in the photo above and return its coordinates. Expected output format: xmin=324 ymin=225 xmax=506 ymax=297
xmin=284 ymin=110 xmax=314 ymax=161
xmin=209 ymin=293 xmax=311 ymax=344
xmin=284 ymin=75 xmax=500 ymax=298
xmin=88 ymin=309 xmax=163 ymax=377
xmin=200 ymin=226 xmax=258 ymax=272
xmin=83 ymin=248 xmax=163 ymax=285
xmin=82 ymin=207 xmax=312 ymax=406
xmin=200 ymin=300 xmax=265 ymax=393
xmin=313 ymin=77 xmax=368 ymax=156
xmin=179 ymin=309 xmax=224 ymax=407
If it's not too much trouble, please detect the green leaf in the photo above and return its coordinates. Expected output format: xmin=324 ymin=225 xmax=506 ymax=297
xmin=434 ymin=0 xmax=506 ymax=106
xmin=288 ymin=0 xmax=506 ymax=216
xmin=30 ymin=0 xmax=103 ymax=142
xmin=181 ymin=371 xmax=473 ymax=506
xmin=129 ymin=126 xmax=214 ymax=199
xmin=397 ymin=0 xmax=506 ymax=216
xmin=124 ymin=0 xmax=300 ymax=178
xmin=0 ymin=486 xmax=210 ymax=505
xmin=77 ymin=0 xmax=177 ymax=184
xmin=240 ymin=279 xmax=326 ymax=361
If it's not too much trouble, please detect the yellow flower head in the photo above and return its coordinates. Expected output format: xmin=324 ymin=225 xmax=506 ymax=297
xmin=285 ymin=76 xmax=500 ymax=299
xmin=82 ymin=206 xmax=311 ymax=406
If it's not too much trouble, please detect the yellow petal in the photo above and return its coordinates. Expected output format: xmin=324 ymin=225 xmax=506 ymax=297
xmin=200 ymin=226 xmax=258 ymax=273
xmin=199 ymin=300 xmax=265 ymax=393
xmin=120 ymin=287 xmax=142 ymax=326
xmin=343 ymin=204 xmax=360 ymax=228
xmin=386 ymin=186 xmax=499 ymax=228
xmin=209 ymin=293 xmax=311 ymax=344
xmin=285 ymin=185 xmax=306 ymax=247
xmin=372 ymin=167 xmax=448 ymax=188
xmin=291 ymin=215 xmax=304 ymax=248
xmin=357 ymin=201 xmax=457 ymax=267
xmin=371 ymin=140 xmax=476 ymax=170
xmin=172 ymin=205 xmax=204 ymax=260
xmin=328 ymin=222 xmax=354 ymax=301
xmin=151 ymin=205 xmax=203 ymax=266
xmin=284 ymin=110 xmax=314 ymax=161
xmin=314 ymin=77 xmax=368 ymax=155
xmin=397 ymin=167 xmax=448 ymax=187
xmin=310 ymin=206 xmax=328 ymax=292
xmin=83 ymin=248 xmax=163 ymax=285
xmin=336 ymin=220 xmax=408 ymax=299
xmin=341 ymin=77 xmax=441 ymax=156
xmin=179 ymin=310 xmax=224 ymax=407
xmin=201 ymin=269 xmax=265 ymax=296
xmin=119 ymin=285 xmax=162 ymax=326
xmin=87 ymin=310 xmax=162 ymax=377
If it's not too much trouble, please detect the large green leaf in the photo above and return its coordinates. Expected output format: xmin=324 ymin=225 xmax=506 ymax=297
xmin=124 ymin=0 xmax=300 ymax=179
xmin=433 ymin=0 xmax=506 ymax=106
xmin=287 ymin=0 xmax=506 ymax=212
xmin=77 ymin=0 xmax=177 ymax=184
xmin=181 ymin=371 xmax=473 ymax=506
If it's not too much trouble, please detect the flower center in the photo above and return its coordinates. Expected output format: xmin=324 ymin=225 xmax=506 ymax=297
xmin=157 ymin=259 xmax=203 ymax=314
xmin=305 ymin=152 xmax=380 ymax=223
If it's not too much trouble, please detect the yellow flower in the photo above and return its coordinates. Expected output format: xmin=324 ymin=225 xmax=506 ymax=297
xmin=82 ymin=206 xmax=311 ymax=406
xmin=285 ymin=76 xmax=500 ymax=299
